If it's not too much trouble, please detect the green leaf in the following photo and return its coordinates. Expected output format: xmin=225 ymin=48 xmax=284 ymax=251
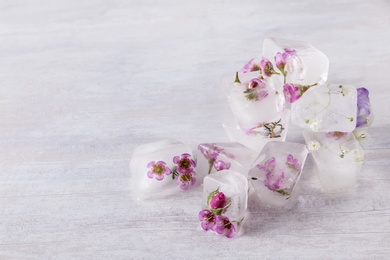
xmin=210 ymin=208 xmax=223 ymax=216
xmin=275 ymin=189 xmax=290 ymax=196
xmin=207 ymin=187 xmax=220 ymax=205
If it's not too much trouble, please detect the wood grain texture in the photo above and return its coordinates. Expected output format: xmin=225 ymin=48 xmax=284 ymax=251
xmin=0 ymin=0 xmax=389 ymax=259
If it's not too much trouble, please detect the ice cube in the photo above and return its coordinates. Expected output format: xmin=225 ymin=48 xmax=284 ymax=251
xmin=262 ymin=37 xmax=329 ymax=89
xmin=197 ymin=142 xmax=258 ymax=181
xmin=291 ymin=84 xmax=358 ymax=132
xmin=221 ymin=74 xmax=285 ymax=130
xmin=222 ymin=109 xmax=291 ymax=152
xmin=303 ymin=130 xmax=364 ymax=192
xmin=130 ymin=139 xmax=196 ymax=199
xmin=198 ymin=170 xmax=248 ymax=238
xmin=248 ymin=141 xmax=308 ymax=208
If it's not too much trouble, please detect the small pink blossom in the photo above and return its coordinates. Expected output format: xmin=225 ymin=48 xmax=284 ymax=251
xmin=198 ymin=209 xmax=216 ymax=231
xmin=175 ymin=172 xmax=196 ymax=190
xmin=240 ymin=58 xmax=261 ymax=73
xmin=286 ymin=154 xmax=300 ymax=172
xmin=146 ymin=161 xmax=171 ymax=181
xmin=283 ymin=83 xmax=301 ymax=103
xmin=199 ymin=144 xmax=224 ymax=161
xmin=325 ymin=131 xmax=348 ymax=140
xmin=244 ymin=78 xmax=268 ymax=102
xmin=275 ymin=48 xmax=296 ymax=75
xmin=209 ymin=192 xmax=226 ymax=209
xmin=213 ymin=160 xmax=231 ymax=171
xmin=257 ymin=157 xmax=276 ymax=172
xmin=264 ymin=170 xmax=285 ymax=191
xmin=260 ymin=58 xmax=279 ymax=77
xmin=173 ymin=153 xmax=196 ymax=174
xmin=214 ymin=215 xmax=236 ymax=238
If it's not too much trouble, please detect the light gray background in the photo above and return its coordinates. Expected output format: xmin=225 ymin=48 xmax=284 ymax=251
xmin=0 ymin=0 xmax=389 ymax=259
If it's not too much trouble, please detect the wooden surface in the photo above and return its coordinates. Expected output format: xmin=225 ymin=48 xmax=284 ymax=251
xmin=1 ymin=1 xmax=389 ymax=259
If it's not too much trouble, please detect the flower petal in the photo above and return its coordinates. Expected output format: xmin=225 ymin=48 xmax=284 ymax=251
xmin=155 ymin=174 xmax=164 ymax=181
xmin=173 ymin=156 xmax=180 ymax=164
xmin=146 ymin=161 xmax=155 ymax=168
xmin=147 ymin=170 xmax=154 ymax=179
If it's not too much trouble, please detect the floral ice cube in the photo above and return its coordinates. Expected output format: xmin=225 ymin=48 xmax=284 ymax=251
xmin=291 ymin=84 xmax=358 ymax=132
xmin=198 ymin=170 xmax=248 ymax=238
xmin=222 ymin=109 xmax=291 ymax=152
xmin=262 ymin=37 xmax=329 ymax=90
xmin=303 ymin=130 xmax=364 ymax=192
xmin=196 ymin=142 xmax=258 ymax=180
xmin=130 ymin=139 xmax=197 ymax=200
xmin=221 ymin=73 xmax=285 ymax=130
xmin=248 ymin=141 xmax=308 ymax=208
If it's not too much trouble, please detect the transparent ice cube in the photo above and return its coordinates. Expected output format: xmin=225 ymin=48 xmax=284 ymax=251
xmin=221 ymin=74 xmax=285 ymax=130
xmin=303 ymin=130 xmax=364 ymax=192
xmin=199 ymin=170 xmax=248 ymax=238
xmin=197 ymin=142 xmax=258 ymax=181
xmin=291 ymin=84 xmax=358 ymax=132
xmin=248 ymin=141 xmax=308 ymax=208
xmin=130 ymin=139 xmax=196 ymax=200
xmin=262 ymin=37 xmax=329 ymax=89
xmin=222 ymin=109 xmax=291 ymax=152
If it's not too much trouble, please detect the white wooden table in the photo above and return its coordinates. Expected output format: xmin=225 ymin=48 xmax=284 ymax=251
xmin=1 ymin=1 xmax=389 ymax=259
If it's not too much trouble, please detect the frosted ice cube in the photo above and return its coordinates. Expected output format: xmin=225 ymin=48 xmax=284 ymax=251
xmin=197 ymin=142 xmax=258 ymax=180
xmin=303 ymin=130 xmax=364 ymax=192
xmin=262 ymin=37 xmax=329 ymax=89
xmin=222 ymin=109 xmax=291 ymax=152
xmin=130 ymin=139 xmax=196 ymax=200
xmin=248 ymin=141 xmax=308 ymax=208
xmin=291 ymin=84 xmax=358 ymax=132
xmin=198 ymin=170 xmax=248 ymax=238
xmin=221 ymin=74 xmax=285 ymax=130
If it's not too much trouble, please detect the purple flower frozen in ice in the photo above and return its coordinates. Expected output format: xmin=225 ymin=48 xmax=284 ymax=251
xmin=283 ymin=83 xmax=302 ymax=103
xmin=257 ymin=157 xmax=276 ymax=172
xmin=146 ymin=161 xmax=171 ymax=181
xmin=356 ymin=87 xmax=372 ymax=128
xmin=240 ymin=58 xmax=261 ymax=73
xmin=214 ymin=215 xmax=236 ymax=238
xmin=260 ymin=58 xmax=279 ymax=77
xmin=275 ymin=48 xmax=297 ymax=75
xmin=264 ymin=170 xmax=285 ymax=191
xmin=209 ymin=192 xmax=226 ymax=210
xmin=286 ymin=154 xmax=300 ymax=172
xmin=213 ymin=160 xmax=231 ymax=171
xmin=325 ymin=131 xmax=348 ymax=140
xmin=175 ymin=172 xmax=196 ymax=190
xmin=198 ymin=209 xmax=216 ymax=231
xmin=173 ymin=153 xmax=196 ymax=174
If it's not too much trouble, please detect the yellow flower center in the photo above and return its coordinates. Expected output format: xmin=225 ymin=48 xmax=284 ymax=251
xmin=153 ymin=165 xmax=164 ymax=175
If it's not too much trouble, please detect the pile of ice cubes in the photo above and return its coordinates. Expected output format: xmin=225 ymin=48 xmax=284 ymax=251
xmin=130 ymin=38 xmax=373 ymax=238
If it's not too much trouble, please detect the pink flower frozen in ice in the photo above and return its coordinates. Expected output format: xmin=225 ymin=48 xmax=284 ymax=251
xmin=173 ymin=153 xmax=196 ymax=174
xmin=264 ymin=170 xmax=285 ymax=191
xmin=260 ymin=58 xmax=279 ymax=77
xmin=325 ymin=131 xmax=348 ymax=140
xmin=244 ymin=78 xmax=268 ymax=102
xmin=275 ymin=48 xmax=297 ymax=75
xmin=240 ymin=58 xmax=261 ymax=73
xmin=257 ymin=157 xmax=276 ymax=172
xmin=175 ymin=172 xmax=196 ymax=190
xmin=146 ymin=161 xmax=171 ymax=181
xmin=286 ymin=154 xmax=300 ymax=172
xmin=214 ymin=215 xmax=236 ymax=238
xmin=209 ymin=191 xmax=227 ymax=209
xmin=198 ymin=209 xmax=216 ymax=231
xmin=283 ymin=83 xmax=301 ymax=103
xmin=199 ymin=144 xmax=224 ymax=161
xmin=213 ymin=160 xmax=231 ymax=171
